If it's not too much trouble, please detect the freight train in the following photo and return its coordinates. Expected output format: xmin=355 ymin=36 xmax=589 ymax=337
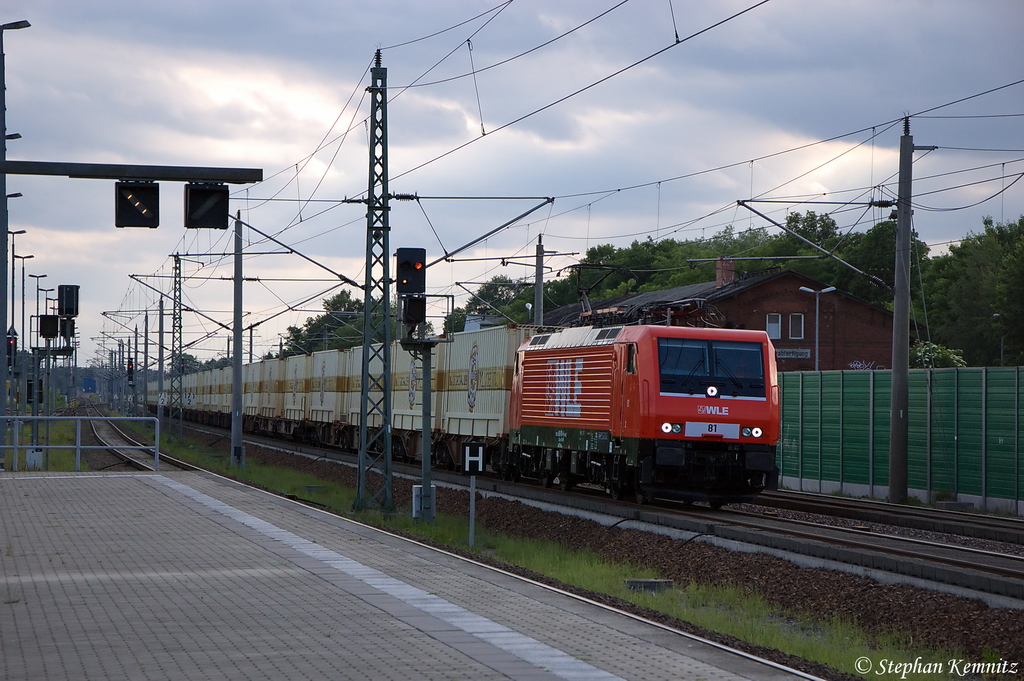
xmin=148 ymin=323 xmax=781 ymax=506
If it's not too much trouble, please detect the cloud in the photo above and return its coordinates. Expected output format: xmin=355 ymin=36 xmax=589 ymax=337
xmin=0 ymin=0 xmax=1019 ymax=362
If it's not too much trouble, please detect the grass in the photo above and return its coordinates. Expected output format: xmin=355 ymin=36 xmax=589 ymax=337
xmin=3 ymin=419 xmax=85 ymax=471
xmin=429 ymin=531 xmax=962 ymax=678
xmin=32 ymin=415 xmax=972 ymax=678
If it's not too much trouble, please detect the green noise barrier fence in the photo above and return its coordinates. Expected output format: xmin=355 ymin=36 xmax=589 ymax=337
xmin=778 ymin=367 xmax=1023 ymax=515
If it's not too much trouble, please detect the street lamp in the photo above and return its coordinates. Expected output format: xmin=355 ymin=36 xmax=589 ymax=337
xmin=15 ymin=254 xmax=31 ymax=345
xmin=799 ymin=286 xmax=836 ymax=371
xmin=13 ymin=252 xmax=30 ymax=413
xmin=7 ymin=228 xmax=24 ymax=413
xmin=29 ymin=273 xmax=45 ymax=347
xmin=9 ymin=228 xmax=24 ymax=331
xmin=0 ymin=19 xmax=30 ymax=452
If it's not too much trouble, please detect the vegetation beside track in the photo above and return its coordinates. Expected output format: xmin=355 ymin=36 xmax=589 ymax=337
xmin=95 ymin=419 xmax=1020 ymax=681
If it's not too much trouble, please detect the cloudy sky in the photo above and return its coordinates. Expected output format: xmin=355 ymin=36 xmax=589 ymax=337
xmin=1 ymin=0 xmax=1021 ymax=363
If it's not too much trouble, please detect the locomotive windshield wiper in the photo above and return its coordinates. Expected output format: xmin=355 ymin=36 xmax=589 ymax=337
xmin=714 ymin=357 xmax=743 ymax=389
xmin=681 ymin=356 xmax=707 ymax=385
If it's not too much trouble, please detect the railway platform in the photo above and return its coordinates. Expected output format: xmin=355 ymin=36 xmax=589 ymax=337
xmin=0 ymin=471 xmax=819 ymax=681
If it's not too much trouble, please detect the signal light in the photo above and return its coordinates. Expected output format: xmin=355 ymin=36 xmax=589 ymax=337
xmin=39 ymin=315 xmax=59 ymax=340
xmin=184 ymin=183 xmax=230 ymax=229
xmin=401 ymin=296 xmax=427 ymax=325
xmin=127 ymin=359 xmax=135 ymax=386
xmin=6 ymin=332 xmax=15 ymax=369
xmin=115 ymin=181 xmax=160 ymax=228
xmin=396 ymin=247 xmax=426 ymax=294
xmin=58 ymin=284 xmax=80 ymax=317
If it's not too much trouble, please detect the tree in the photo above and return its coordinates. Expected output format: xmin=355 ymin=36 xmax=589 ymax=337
xmin=995 ymin=224 xmax=1024 ymax=365
xmin=924 ymin=216 xmax=1024 ymax=366
xmin=445 ymin=275 xmax=531 ymax=333
xmin=910 ymin=342 xmax=965 ymax=368
xmin=464 ymin=275 xmax=527 ymax=315
xmin=280 ymin=288 xmax=365 ymax=356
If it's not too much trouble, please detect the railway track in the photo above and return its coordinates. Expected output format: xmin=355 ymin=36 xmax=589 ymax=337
xmin=144 ymin=420 xmax=1024 ymax=602
xmin=437 ymin=473 xmax=1024 ymax=601
xmin=79 ymin=404 xmax=196 ymax=473
xmin=756 ymin=488 xmax=1024 ymax=545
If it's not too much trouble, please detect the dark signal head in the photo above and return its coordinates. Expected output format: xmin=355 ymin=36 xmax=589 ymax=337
xmin=395 ymin=247 xmax=426 ymax=294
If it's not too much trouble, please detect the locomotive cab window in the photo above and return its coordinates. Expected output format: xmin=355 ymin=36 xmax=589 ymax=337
xmin=658 ymin=338 xmax=708 ymax=391
xmin=658 ymin=337 xmax=765 ymax=398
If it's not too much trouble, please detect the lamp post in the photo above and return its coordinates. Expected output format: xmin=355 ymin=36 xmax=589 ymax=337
xmin=13 ymin=252 xmax=30 ymax=412
xmin=799 ymin=286 xmax=836 ymax=371
xmin=6 ymin=229 xmax=22 ymax=414
xmin=27 ymin=273 xmax=44 ymax=443
xmin=9 ymin=227 xmax=23 ymax=325
xmin=0 ymin=19 xmax=30 ymax=462
xmin=16 ymin=254 xmax=30 ymax=344
xmin=28 ymin=273 xmax=45 ymax=345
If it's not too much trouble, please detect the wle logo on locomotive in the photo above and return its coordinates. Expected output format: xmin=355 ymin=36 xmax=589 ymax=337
xmin=545 ymin=357 xmax=584 ymax=418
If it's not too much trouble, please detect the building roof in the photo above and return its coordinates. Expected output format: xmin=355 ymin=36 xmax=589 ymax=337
xmin=541 ymin=269 xmax=890 ymax=327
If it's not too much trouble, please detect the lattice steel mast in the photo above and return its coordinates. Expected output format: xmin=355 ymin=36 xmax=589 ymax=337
xmin=355 ymin=51 xmax=394 ymax=511
xmin=169 ymin=254 xmax=183 ymax=438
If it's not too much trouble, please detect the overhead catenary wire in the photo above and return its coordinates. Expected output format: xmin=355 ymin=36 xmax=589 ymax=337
xmin=105 ymin=7 xmax=1024 ymax=362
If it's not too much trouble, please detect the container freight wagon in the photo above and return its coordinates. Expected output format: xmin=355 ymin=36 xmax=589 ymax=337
xmin=307 ymin=349 xmax=352 ymax=448
xmin=505 ymin=325 xmax=780 ymax=505
xmin=391 ymin=341 xmax=438 ymax=462
xmin=430 ymin=325 xmax=538 ymax=469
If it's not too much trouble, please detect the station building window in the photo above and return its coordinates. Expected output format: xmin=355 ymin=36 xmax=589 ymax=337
xmin=766 ymin=313 xmax=781 ymax=340
xmin=790 ymin=313 xmax=804 ymax=340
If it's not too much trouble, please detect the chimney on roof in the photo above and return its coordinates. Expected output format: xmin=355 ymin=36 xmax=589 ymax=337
xmin=715 ymin=256 xmax=735 ymax=288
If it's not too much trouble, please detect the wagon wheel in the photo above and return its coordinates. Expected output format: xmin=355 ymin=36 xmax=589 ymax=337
xmin=539 ymin=469 xmax=553 ymax=488
xmin=634 ymin=480 xmax=650 ymax=505
xmin=392 ymin=436 xmax=408 ymax=463
xmin=608 ymin=482 xmax=625 ymax=501
xmin=558 ymin=472 xmax=573 ymax=492
xmin=433 ymin=441 xmax=456 ymax=471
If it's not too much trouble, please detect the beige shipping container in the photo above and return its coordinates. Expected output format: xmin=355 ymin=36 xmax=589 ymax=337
xmin=436 ymin=325 xmax=539 ymax=438
xmin=283 ymin=354 xmax=310 ymax=422
xmin=339 ymin=344 xmax=365 ymax=433
xmin=258 ymin=357 xmax=283 ymax=420
xmin=182 ymin=371 xmax=199 ymax=411
xmin=212 ymin=367 xmax=231 ymax=416
xmin=346 ymin=342 xmax=388 ymax=430
xmin=243 ymin=360 xmax=260 ymax=416
xmin=307 ymin=348 xmax=350 ymax=425
xmin=391 ymin=341 xmax=440 ymax=433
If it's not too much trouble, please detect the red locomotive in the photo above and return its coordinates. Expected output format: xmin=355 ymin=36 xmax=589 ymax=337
xmin=503 ymin=325 xmax=780 ymax=506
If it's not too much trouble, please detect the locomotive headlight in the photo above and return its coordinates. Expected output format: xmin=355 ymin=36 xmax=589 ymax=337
xmin=672 ymin=423 xmax=682 ymax=433
xmin=752 ymin=427 xmax=763 ymax=438
xmin=742 ymin=427 xmax=752 ymax=437
xmin=706 ymin=385 xmax=718 ymax=397
xmin=662 ymin=422 xmax=673 ymax=433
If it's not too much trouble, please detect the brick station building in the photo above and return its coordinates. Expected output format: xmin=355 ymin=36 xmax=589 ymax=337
xmin=542 ymin=265 xmax=897 ymax=372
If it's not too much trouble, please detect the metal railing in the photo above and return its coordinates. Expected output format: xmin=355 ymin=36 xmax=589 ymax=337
xmin=2 ymin=416 xmax=161 ymax=472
